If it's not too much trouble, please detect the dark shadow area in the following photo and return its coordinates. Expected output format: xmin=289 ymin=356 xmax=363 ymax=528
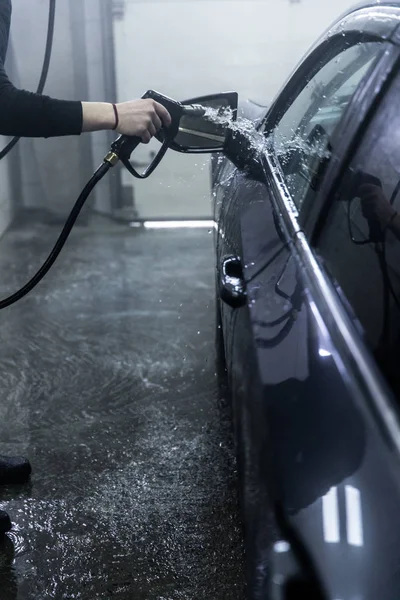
xmin=0 ymin=535 xmax=17 ymax=600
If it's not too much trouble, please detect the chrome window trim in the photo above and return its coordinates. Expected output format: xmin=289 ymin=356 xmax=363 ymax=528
xmin=262 ymin=150 xmax=300 ymax=239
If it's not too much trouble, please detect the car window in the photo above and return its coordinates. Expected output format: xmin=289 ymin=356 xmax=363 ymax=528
xmin=316 ymin=72 xmax=400 ymax=398
xmin=271 ymin=42 xmax=382 ymax=210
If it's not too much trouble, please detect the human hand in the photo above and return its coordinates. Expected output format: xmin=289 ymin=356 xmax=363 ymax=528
xmin=114 ymin=99 xmax=172 ymax=143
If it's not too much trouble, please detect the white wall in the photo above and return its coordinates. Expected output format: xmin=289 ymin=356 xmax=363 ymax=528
xmin=84 ymin=0 xmax=117 ymax=216
xmin=7 ymin=0 xmax=114 ymax=220
xmin=114 ymin=0 xmax=357 ymax=219
xmin=10 ymin=0 xmax=85 ymax=217
xmin=0 ymin=45 xmax=17 ymax=236
xmin=0 ymin=150 xmax=12 ymax=237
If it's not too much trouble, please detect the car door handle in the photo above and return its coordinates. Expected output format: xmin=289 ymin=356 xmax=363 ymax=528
xmin=220 ymin=255 xmax=247 ymax=309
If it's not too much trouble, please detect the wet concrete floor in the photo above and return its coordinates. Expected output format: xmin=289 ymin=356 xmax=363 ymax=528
xmin=0 ymin=218 xmax=245 ymax=599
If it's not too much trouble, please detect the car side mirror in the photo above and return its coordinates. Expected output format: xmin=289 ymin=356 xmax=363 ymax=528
xmin=168 ymin=92 xmax=238 ymax=154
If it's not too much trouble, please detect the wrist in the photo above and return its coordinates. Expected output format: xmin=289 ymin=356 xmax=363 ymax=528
xmin=99 ymin=103 xmax=115 ymax=131
xmin=111 ymin=103 xmax=119 ymax=131
xmin=81 ymin=102 xmax=115 ymax=133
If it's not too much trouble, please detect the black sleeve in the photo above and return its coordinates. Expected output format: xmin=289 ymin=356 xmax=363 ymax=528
xmin=0 ymin=63 xmax=83 ymax=138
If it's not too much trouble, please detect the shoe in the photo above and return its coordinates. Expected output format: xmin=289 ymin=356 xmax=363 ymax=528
xmin=0 ymin=510 xmax=11 ymax=535
xmin=0 ymin=456 xmax=31 ymax=485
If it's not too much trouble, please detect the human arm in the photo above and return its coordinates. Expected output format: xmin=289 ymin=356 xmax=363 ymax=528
xmin=0 ymin=64 xmax=171 ymax=141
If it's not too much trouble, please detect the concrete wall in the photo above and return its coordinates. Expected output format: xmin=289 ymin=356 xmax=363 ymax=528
xmin=0 ymin=149 xmax=13 ymax=237
xmin=0 ymin=45 xmax=18 ymax=237
xmin=10 ymin=0 xmax=83 ymax=217
xmin=83 ymin=0 xmax=121 ymax=216
xmin=9 ymin=0 xmax=116 ymax=219
xmin=114 ymin=0 xmax=357 ymax=219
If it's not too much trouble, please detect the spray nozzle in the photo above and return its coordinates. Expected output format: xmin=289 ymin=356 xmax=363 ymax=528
xmin=182 ymin=104 xmax=207 ymax=117
xmin=106 ymin=90 xmax=238 ymax=179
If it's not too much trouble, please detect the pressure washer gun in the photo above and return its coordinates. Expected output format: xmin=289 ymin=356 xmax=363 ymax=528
xmin=104 ymin=90 xmax=207 ymax=179
xmin=0 ymin=89 xmax=237 ymax=311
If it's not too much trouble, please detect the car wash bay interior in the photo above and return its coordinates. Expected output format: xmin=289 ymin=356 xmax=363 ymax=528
xmin=0 ymin=0 xmax=356 ymax=597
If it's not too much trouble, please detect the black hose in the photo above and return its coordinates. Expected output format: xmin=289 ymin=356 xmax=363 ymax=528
xmin=0 ymin=162 xmax=111 ymax=310
xmin=0 ymin=0 xmax=56 ymax=160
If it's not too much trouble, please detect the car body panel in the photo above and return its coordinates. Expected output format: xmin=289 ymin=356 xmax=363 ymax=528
xmin=212 ymin=2 xmax=400 ymax=598
xmin=273 ymin=232 xmax=400 ymax=599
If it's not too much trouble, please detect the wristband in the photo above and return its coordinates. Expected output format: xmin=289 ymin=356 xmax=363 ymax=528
xmin=112 ymin=104 xmax=119 ymax=131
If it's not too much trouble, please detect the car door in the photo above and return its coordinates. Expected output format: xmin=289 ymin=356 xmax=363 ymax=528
xmin=217 ymin=12 xmax=400 ymax=598
xmin=301 ymin=62 xmax=400 ymax=600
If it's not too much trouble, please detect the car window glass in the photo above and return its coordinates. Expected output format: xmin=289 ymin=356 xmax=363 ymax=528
xmin=317 ymin=73 xmax=400 ymax=398
xmin=271 ymin=42 xmax=382 ymax=210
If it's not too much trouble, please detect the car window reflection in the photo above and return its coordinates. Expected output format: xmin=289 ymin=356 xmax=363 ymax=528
xmin=317 ymin=72 xmax=400 ymax=398
xmin=270 ymin=42 xmax=382 ymax=210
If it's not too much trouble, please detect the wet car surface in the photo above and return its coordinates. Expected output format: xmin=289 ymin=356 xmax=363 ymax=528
xmin=212 ymin=2 xmax=400 ymax=598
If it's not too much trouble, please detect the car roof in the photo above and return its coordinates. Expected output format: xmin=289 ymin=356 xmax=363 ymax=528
xmin=347 ymin=0 xmax=400 ymax=13
xmin=337 ymin=0 xmax=400 ymax=27
xmin=306 ymin=0 xmax=400 ymax=55
xmin=355 ymin=0 xmax=400 ymax=6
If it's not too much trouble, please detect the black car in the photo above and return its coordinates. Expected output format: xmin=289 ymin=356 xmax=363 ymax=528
xmin=208 ymin=2 xmax=400 ymax=599
xmin=153 ymin=1 xmax=400 ymax=597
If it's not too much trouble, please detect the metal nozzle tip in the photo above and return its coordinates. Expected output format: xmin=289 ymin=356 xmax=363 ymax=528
xmin=182 ymin=104 xmax=207 ymax=117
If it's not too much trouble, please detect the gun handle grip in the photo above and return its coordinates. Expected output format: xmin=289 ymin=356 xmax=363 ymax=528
xmin=111 ymin=134 xmax=142 ymax=160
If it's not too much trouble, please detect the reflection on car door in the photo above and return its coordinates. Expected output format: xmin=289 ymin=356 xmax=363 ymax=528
xmin=221 ymin=35 xmax=388 ymax=597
